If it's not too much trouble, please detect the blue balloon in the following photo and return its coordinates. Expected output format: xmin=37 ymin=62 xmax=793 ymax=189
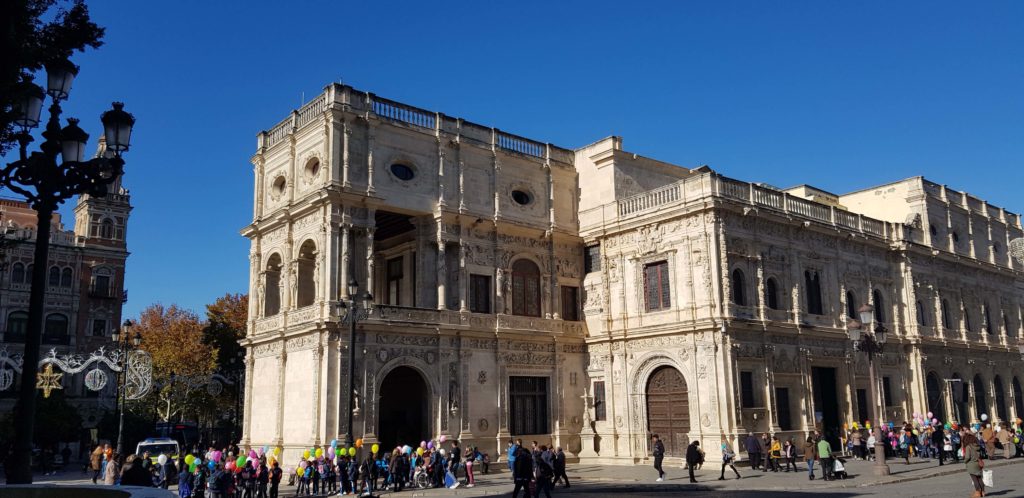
xmin=330 ymin=439 xmax=337 ymax=448
xmin=207 ymin=460 xmax=215 ymax=470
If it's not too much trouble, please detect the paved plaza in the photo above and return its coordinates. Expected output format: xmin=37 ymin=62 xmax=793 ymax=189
xmin=23 ymin=456 xmax=1023 ymax=497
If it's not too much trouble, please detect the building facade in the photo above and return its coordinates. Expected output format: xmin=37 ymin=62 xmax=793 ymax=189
xmin=0 ymin=139 xmax=131 ymax=441
xmin=243 ymin=84 xmax=1024 ymax=465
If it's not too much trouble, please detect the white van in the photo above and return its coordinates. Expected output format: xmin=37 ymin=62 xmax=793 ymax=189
xmin=136 ymin=438 xmax=180 ymax=465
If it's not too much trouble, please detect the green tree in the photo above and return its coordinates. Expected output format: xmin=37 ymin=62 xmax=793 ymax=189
xmin=1 ymin=0 xmax=105 ymax=155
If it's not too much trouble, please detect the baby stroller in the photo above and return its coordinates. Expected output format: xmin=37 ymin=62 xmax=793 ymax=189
xmin=832 ymin=457 xmax=848 ymax=479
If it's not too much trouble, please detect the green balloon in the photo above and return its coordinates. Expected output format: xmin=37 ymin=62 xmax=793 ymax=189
xmin=236 ymin=456 xmax=246 ymax=468
xmin=348 ymin=447 xmax=356 ymax=457
xmin=335 ymin=448 xmax=342 ymax=456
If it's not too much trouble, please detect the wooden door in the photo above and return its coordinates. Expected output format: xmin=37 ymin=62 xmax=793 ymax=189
xmin=646 ymin=367 xmax=690 ymax=456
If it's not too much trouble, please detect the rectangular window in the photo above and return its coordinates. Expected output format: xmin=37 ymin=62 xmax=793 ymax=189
xmin=775 ymin=387 xmax=792 ymax=431
xmin=643 ymin=261 xmax=671 ymax=311
xmin=93 ymin=275 xmax=111 ymax=297
xmin=92 ymin=319 xmax=107 ymax=337
xmin=882 ymin=377 xmax=893 ymax=407
xmin=509 ymin=376 xmax=549 ymax=435
xmin=561 ymin=286 xmax=579 ymax=321
xmin=386 ymin=257 xmax=403 ymax=306
xmin=584 ymin=245 xmax=601 ymax=274
xmin=593 ymin=381 xmax=606 ymax=421
xmin=469 ymin=275 xmax=491 ymax=313
xmin=740 ymin=371 xmax=756 ymax=408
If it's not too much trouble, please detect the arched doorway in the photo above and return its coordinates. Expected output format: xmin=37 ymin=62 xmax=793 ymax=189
xmin=973 ymin=375 xmax=988 ymax=420
xmin=952 ymin=373 xmax=968 ymax=423
xmin=1013 ymin=378 xmax=1024 ymax=419
xmin=926 ymin=372 xmax=945 ymax=423
xmin=994 ymin=376 xmax=1008 ymax=422
xmin=378 ymin=366 xmax=430 ymax=451
xmin=646 ymin=366 xmax=690 ymax=457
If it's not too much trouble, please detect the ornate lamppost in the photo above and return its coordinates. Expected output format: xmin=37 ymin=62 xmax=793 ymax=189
xmin=111 ymin=320 xmax=141 ymax=454
xmin=848 ymin=303 xmax=891 ymax=476
xmin=335 ymin=278 xmax=373 ymax=448
xmin=3 ymin=58 xmax=136 ymax=484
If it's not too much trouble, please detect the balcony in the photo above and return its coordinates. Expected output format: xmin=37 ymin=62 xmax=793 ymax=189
xmin=88 ymin=284 xmax=118 ymax=299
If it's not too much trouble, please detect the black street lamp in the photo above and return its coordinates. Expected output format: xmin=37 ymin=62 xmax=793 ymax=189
xmin=111 ymin=320 xmax=141 ymax=455
xmin=335 ymin=278 xmax=373 ymax=448
xmin=847 ymin=303 xmax=891 ymax=476
xmin=2 ymin=59 xmax=136 ymax=484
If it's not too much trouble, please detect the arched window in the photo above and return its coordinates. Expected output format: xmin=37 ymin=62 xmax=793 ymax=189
xmin=926 ymin=372 xmax=945 ymax=423
xmin=296 ymin=240 xmax=317 ymax=308
xmin=973 ymin=375 xmax=987 ymax=420
xmin=846 ymin=291 xmax=858 ymax=319
xmin=872 ymin=289 xmax=885 ymax=323
xmin=765 ymin=278 xmax=780 ymax=310
xmin=983 ymin=303 xmax=993 ymax=334
xmin=1013 ymin=378 xmax=1024 ymax=420
xmin=512 ymin=259 xmax=541 ymax=317
xmin=10 ymin=263 xmax=24 ymax=283
xmin=994 ymin=376 xmax=1008 ymax=421
xmin=916 ymin=300 xmax=927 ymax=326
xmin=804 ymin=270 xmax=823 ymax=315
xmin=964 ymin=302 xmax=973 ymax=332
xmin=100 ymin=218 xmax=114 ymax=239
xmin=5 ymin=311 xmax=28 ymax=342
xmin=43 ymin=313 xmax=69 ymax=344
xmin=942 ymin=299 xmax=952 ymax=329
xmin=731 ymin=269 xmax=746 ymax=306
xmin=61 ymin=267 xmax=73 ymax=287
xmin=48 ymin=266 xmax=61 ymax=286
xmin=264 ymin=254 xmax=282 ymax=317
xmin=1005 ymin=313 xmax=1014 ymax=338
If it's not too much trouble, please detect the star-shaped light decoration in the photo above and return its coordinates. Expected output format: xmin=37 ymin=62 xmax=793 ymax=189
xmin=36 ymin=363 xmax=63 ymax=398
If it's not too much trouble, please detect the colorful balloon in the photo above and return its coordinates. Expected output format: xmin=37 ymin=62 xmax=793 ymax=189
xmin=981 ymin=414 xmax=989 ymax=421
xmin=184 ymin=454 xmax=195 ymax=466
xmin=330 ymin=439 xmax=338 ymax=448
xmin=416 ymin=447 xmax=424 ymax=456
xmin=420 ymin=441 xmax=427 ymax=449
xmin=303 ymin=450 xmax=310 ymax=459
xmin=315 ymin=448 xmax=323 ymax=458
xmin=371 ymin=444 xmax=379 ymax=454
xmin=208 ymin=461 xmax=216 ymax=470
xmin=439 ymin=435 xmax=447 ymax=444
xmin=348 ymin=447 xmax=356 ymax=457
xmin=355 ymin=439 xmax=363 ymax=448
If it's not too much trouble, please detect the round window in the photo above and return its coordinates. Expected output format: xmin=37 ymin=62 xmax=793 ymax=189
xmin=511 ymin=190 xmax=532 ymax=206
xmin=271 ymin=176 xmax=286 ymax=197
xmin=304 ymin=158 xmax=320 ymax=179
xmin=390 ymin=163 xmax=415 ymax=181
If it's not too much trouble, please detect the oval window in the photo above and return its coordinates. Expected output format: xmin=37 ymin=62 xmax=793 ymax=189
xmin=390 ymin=163 xmax=415 ymax=181
xmin=511 ymin=190 xmax=532 ymax=205
xmin=304 ymin=158 xmax=320 ymax=179
xmin=272 ymin=176 xmax=286 ymax=196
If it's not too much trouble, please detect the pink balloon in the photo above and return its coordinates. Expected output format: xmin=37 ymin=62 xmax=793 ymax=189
xmin=225 ymin=462 xmax=235 ymax=471
xmin=212 ymin=451 xmax=222 ymax=463
xmin=439 ymin=435 xmax=447 ymax=444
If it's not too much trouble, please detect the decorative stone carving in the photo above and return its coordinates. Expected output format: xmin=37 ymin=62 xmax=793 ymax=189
xmin=477 ymin=371 xmax=487 ymax=384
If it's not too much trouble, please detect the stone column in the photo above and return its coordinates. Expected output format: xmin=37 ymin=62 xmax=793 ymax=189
xmin=242 ymin=352 xmax=255 ymax=446
xmin=437 ymin=133 xmax=447 ymax=209
xmin=437 ymin=234 xmax=447 ymax=310
xmin=459 ymin=241 xmax=468 ymax=312
xmin=274 ymin=346 xmax=288 ymax=447
xmin=365 ymin=226 xmax=375 ymax=297
xmin=340 ymin=223 xmax=350 ymax=298
xmin=366 ymin=121 xmax=376 ymax=194
xmin=341 ymin=118 xmax=350 ymax=188
xmin=312 ymin=343 xmax=324 ymax=445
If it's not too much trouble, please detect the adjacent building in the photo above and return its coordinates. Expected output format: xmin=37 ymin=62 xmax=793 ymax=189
xmin=0 ymin=139 xmax=131 ymax=442
xmin=242 ymin=84 xmax=1024 ymax=465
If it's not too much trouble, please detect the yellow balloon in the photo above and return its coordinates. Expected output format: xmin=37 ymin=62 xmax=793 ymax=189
xmin=416 ymin=447 xmax=424 ymax=456
xmin=303 ymin=450 xmax=310 ymax=459
xmin=371 ymin=444 xmax=379 ymax=454
xmin=297 ymin=468 xmax=303 ymax=476
xmin=274 ymin=447 xmax=282 ymax=456
xmin=315 ymin=448 xmax=323 ymax=458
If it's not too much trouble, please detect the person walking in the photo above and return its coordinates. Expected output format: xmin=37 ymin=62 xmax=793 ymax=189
xmin=981 ymin=423 xmax=996 ymax=460
xmin=745 ymin=432 xmax=762 ymax=471
xmin=535 ymin=445 xmax=555 ymax=498
xmin=718 ymin=438 xmax=740 ymax=480
xmin=685 ymin=441 xmax=702 ymax=483
xmin=103 ymin=453 xmax=121 ymax=485
xmin=552 ymin=446 xmax=569 ymax=488
xmin=801 ymin=436 xmax=817 ymax=481
xmin=507 ymin=439 xmax=519 ymax=473
xmin=783 ymin=438 xmax=797 ymax=472
xmin=816 ymin=437 xmax=833 ymax=481
xmin=768 ymin=435 xmax=782 ymax=472
xmin=997 ymin=424 xmax=1012 ymax=460
xmin=463 ymin=445 xmax=476 ymax=488
xmin=760 ymin=433 xmax=772 ymax=472
xmin=652 ymin=434 xmax=666 ymax=481
xmin=511 ymin=445 xmax=534 ymax=498
xmin=962 ymin=432 xmax=986 ymax=497
xmin=90 ymin=444 xmax=104 ymax=484
xmin=932 ymin=424 xmax=946 ymax=466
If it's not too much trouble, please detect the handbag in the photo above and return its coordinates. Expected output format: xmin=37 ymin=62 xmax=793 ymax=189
xmin=982 ymin=469 xmax=994 ymax=488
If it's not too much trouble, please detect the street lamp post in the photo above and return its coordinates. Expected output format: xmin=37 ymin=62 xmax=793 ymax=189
xmin=335 ymin=278 xmax=373 ymax=448
xmin=848 ymin=304 xmax=891 ymax=476
xmin=3 ymin=59 xmax=136 ymax=484
xmin=111 ymin=320 xmax=141 ymax=455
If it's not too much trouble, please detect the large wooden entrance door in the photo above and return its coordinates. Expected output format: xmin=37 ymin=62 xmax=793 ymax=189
xmin=646 ymin=366 xmax=690 ymax=456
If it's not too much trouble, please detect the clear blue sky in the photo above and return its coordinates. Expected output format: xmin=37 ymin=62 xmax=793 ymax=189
xmin=7 ymin=0 xmax=1023 ymax=319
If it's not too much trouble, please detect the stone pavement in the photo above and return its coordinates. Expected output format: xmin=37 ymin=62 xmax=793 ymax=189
xmin=18 ymin=455 xmax=1024 ymax=496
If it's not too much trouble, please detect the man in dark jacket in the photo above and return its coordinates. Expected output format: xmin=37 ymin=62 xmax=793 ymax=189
xmin=745 ymin=433 xmax=762 ymax=470
xmin=552 ymin=446 xmax=569 ymax=488
xmin=931 ymin=424 xmax=946 ymax=466
xmin=652 ymin=434 xmax=666 ymax=481
xmin=511 ymin=446 xmax=534 ymax=498
xmin=685 ymin=441 xmax=703 ymax=483
xmin=119 ymin=455 xmax=154 ymax=487
xmin=535 ymin=446 xmax=555 ymax=498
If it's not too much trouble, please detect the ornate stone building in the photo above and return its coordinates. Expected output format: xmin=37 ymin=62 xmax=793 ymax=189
xmin=243 ymin=84 xmax=1024 ymax=465
xmin=0 ymin=138 xmax=131 ymax=445
xmin=241 ymin=85 xmax=587 ymax=462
